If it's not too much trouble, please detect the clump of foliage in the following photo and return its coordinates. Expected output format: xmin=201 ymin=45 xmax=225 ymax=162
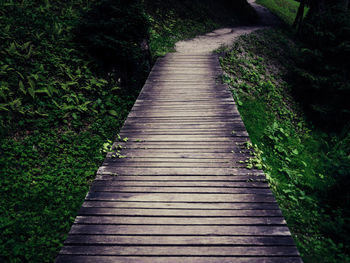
xmin=219 ymin=29 xmax=350 ymax=262
xmin=0 ymin=114 xmax=133 ymax=262
xmin=0 ymin=0 xmax=135 ymax=136
xmin=0 ymin=0 xmax=141 ymax=261
xmin=76 ymin=0 xmax=151 ymax=88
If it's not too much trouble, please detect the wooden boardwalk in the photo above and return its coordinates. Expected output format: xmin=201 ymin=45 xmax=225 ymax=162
xmin=56 ymin=54 xmax=302 ymax=262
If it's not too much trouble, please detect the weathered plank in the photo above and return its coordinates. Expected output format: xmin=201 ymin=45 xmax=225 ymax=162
xmin=69 ymin=225 xmax=291 ymax=236
xmin=77 ymin=208 xmax=281 ymax=217
xmin=81 ymin=201 xmax=278 ymax=210
xmin=64 ymin=235 xmax=294 ymax=246
xmin=97 ymin=167 xmax=263 ymax=176
xmin=101 ymin=162 xmax=246 ymax=169
xmin=85 ymin=193 xmax=276 ymax=203
xmin=89 ymin=186 xmax=272 ymax=194
xmin=92 ymin=180 xmax=269 ymax=187
xmin=74 ymin=216 xmax=286 ymax=225
xmin=60 ymin=245 xmax=299 ymax=256
xmin=56 ymin=256 xmax=303 ymax=263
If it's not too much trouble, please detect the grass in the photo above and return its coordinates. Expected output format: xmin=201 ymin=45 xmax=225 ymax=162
xmin=256 ymin=0 xmax=308 ymax=26
xmin=219 ymin=28 xmax=350 ymax=263
xmin=0 ymin=109 xmax=132 ymax=262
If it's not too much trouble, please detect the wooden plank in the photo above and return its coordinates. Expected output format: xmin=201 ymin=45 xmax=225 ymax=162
xmin=129 ymin=107 xmax=238 ymax=112
xmin=110 ymin=136 xmax=249 ymax=142
xmin=85 ymin=193 xmax=275 ymax=203
xmin=127 ymin=112 xmax=237 ymax=118
xmin=57 ymin=256 xmax=303 ymax=263
xmin=131 ymin=103 xmax=235 ymax=107
xmin=130 ymin=106 xmax=236 ymax=111
xmin=112 ymin=144 xmax=250 ymax=150
xmin=140 ymin=84 xmax=227 ymax=90
xmin=153 ymin=62 xmax=220 ymax=67
xmin=59 ymin=245 xmax=299 ymax=256
xmin=97 ymin=167 xmax=263 ymax=176
xmin=69 ymin=225 xmax=291 ymax=236
xmin=121 ymin=121 xmax=240 ymax=126
xmin=81 ymin=201 xmax=278 ymax=210
xmin=115 ymin=140 xmax=249 ymax=146
xmin=116 ymin=137 xmax=246 ymax=142
xmin=149 ymin=71 xmax=222 ymax=75
xmin=106 ymin=152 xmax=250 ymax=159
xmin=119 ymin=131 xmax=243 ymax=136
xmin=77 ymin=208 xmax=281 ymax=217
xmin=133 ymin=99 xmax=234 ymax=104
xmin=152 ymin=65 xmax=223 ymax=69
xmin=89 ymin=186 xmax=272 ymax=194
xmin=64 ymin=235 xmax=294 ymax=245
xmin=103 ymin=157 xmax=248 ymax=163
xmin=74 ymin=216 xmax=286 ymax=225
xmin=119 ymin=129 xmax=244 ymax=134
xmin=123 ymin=120 xmax=241 ymax=125
xmin=134 ymin=98 xmax=233 ymax=102
xmin=101 ymin=162 xmax=245 ymax=169
xmin=106 ymin=151 xmax=246 ymax=157
xmin=107 ymin=150 xmax=250 ymax=157
xmin=138 ymin=92 xmax=232 ymax=96
xmin=105 ymin=154 xmax=249 ymax=161
xmin=95 ymin=175 xmax=267 ymax=181
xmin=138 ymin=93 xmax=232 ymax=98
xmin=92 ymin=181 xmax=268 ymax=188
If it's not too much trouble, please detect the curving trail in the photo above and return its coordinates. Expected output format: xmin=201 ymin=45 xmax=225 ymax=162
xmin=56 ymin=2 xmax=302 ymax=263
xmin=175 ymin=0 xmax=280 ymax=54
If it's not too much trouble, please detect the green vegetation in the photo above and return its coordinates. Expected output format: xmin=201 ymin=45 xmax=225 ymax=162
xmin=0 ymin=0 xmax=257 ymax=262
xmin=220 ymin=29 xmax=350 ymax=263
xmin=257 ymin=0 xmax=308 ymax=25
xmin=0 ymin=1 xmax=140 ymax=261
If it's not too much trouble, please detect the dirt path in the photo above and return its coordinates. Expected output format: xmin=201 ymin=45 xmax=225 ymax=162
xmin=175 ymin=0 xmax=280 ymax=54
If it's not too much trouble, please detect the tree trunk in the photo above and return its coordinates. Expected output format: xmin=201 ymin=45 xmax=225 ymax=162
xmin=293 ymin=0 xmax=306 ymax=29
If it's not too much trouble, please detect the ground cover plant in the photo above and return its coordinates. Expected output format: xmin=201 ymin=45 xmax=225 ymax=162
xmin=219 ymin=28 xmax=350 ymax=263
xmin=0 ymin=1 xmax=141 ymax=261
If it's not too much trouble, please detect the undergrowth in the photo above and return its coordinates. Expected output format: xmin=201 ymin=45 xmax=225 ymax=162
xmin=219 ymin=29 xmax=350 ymax=263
